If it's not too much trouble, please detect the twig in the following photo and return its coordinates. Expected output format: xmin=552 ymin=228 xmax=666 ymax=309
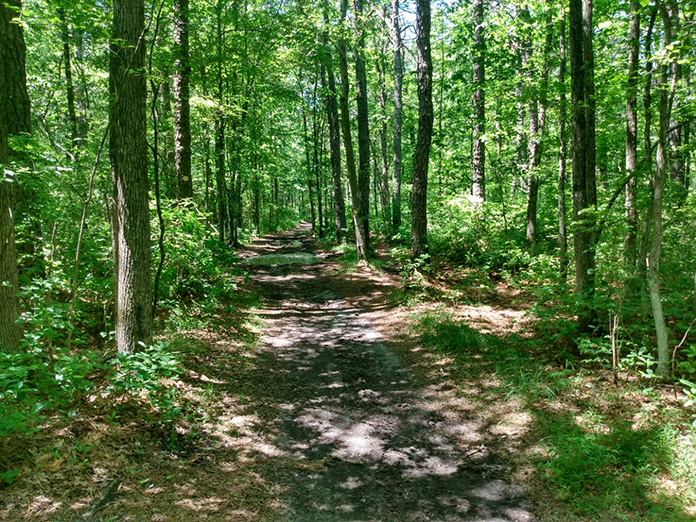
xmin=672 ymin=317 xmax=696 ymax=375
xmin=66 ymin=125 xmax=109 ymax=351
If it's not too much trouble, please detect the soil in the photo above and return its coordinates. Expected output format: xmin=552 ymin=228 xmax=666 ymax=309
xmin=238 ymin=223 xmax=534 ymax=521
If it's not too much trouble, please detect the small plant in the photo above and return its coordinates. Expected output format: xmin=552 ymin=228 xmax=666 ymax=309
xmin=106 ymin=342 xmax=183 ymax=421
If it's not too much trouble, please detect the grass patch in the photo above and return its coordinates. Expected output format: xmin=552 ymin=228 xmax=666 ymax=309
xmin=414 ymin=312 xmax=696 ymax=521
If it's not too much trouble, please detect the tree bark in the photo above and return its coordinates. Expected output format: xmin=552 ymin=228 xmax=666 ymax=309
xmin=569 ymin=0 xmax=596 ymax=331
xmin=2 ymin=0 xmax=30 ymax=136
xmin=0 ymin=8 xmax=21 ymax=351
xmin=525 ymin=6 xmax=553 ymax=254
xmin=173 ymin=0 xmax=193 ymax=200
xmin=391 ymin=0 xmax=403 ymax=233
xmin=650 ymin=0 xmax=676 ymax=377
xmin=624 ymin=0 xmax=640 ymax=266
xmin=353 ymin=0 xmax=371 ymax=251
xmin=322 ymin=62 xmax=347 ymax=242
xmin=109 ymin=0 xmax=152 ymax=353
xmin=558 ymin=7 xmax=568 ymax=281
xmin=58 ymin=9 xmax=79 ymax=150
xmin=376 ymin=48 xmax=391 ymax=225
xmin=471 ymin=0 xmax=485 ymax=200
xmin=337 ymin=0 xmax=367 ymax=261
xmin=411 ymin=0 xmax=433 ymax=259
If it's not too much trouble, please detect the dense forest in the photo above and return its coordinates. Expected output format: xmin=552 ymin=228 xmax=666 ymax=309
xmin=2 ymin=0 xmax=696 ymax=519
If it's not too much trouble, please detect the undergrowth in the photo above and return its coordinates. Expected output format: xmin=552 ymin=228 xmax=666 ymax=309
xmin=414 ymin=312 xmax=696 ymax=521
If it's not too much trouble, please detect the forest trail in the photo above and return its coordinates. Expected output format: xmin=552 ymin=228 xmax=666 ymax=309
xmin=239 ymin=224 xmax=534 ymax=522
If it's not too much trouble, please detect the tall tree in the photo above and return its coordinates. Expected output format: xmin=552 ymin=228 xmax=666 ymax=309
xmin=624 ymin=0 xmax=640 ymax=265
xmin=411 ymin=0 xmax=433 ymax=259
xmin=471 ymin=0 xmax=485 ymax=200
xmin=109 ymin=0 xmax=153 ymax=353
xmin=650 ymin=0 xmax=677 ymax=376
xmin=391 ymin=0 xmax=403 ymax=232
xmin=569 ymin=0 xmax=597 ymax=331
xmin=2 ymin=0 xmax=31 ymax=136
xmin=525 ymin=4 xmax=553 ymax=255
xmin=558 ymin=6 xmax=568 ymax=280
xmin=321 ymin=0 xmax=347 ymax=241
xmin=337 ymin=0 xmax=367 ymax=261
xmin=0 ymin=2 xmax=22 ymax=352
xmin=173 ymin=0 xmax=194 ymax=200
xmin=353 ymin=0 xmax=371 ymax=251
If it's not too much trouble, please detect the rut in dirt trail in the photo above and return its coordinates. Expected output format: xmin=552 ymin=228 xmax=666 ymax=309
xmin=243 ymin=224 xmax=534 ymax=522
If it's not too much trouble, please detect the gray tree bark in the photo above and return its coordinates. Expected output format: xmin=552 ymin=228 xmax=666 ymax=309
xmin=471 ymin=0 xmax=485 ymax=200
xmin=569 ymin=0 xmax=596 ymax=331
xmin=391 ymin=0 xmax=403 ymax=233
xmin=624 ymin=0 xmax=640 ymax=266
xmin=353 ymin=0 xmax=371 ymax=251
xmin=558 ymin=7 xmax=568 ymax=281
xmin=411 ymin=0 xmax=433 ymax=259
xmin=0 ymin=5 xmax=22 ymax=351
xmin=651 ymin=0 xmax=677 ymax=377
xmin=109 ymin=0 xmax=153 ymax=353
xmin=173 ymin=0 xmax=193 ymax=200
xmin=338 ymin=0 xmax=367 ymax=261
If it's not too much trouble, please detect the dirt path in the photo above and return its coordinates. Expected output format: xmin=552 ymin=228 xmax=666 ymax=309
xmin=241 ymin=225 xmax=534 ymax=522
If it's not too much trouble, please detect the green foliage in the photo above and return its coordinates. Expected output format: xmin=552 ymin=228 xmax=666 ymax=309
xmin=106 ymin=342 xmax=183 ymax=421
xmin=413 ymin=311 xmax=696 ymax=520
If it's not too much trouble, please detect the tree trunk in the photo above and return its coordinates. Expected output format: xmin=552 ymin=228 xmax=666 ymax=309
xmin=624 ymin=0 xmax=640 ymax=265
xmin=526 ymin=4 xmax=553 ymax=255
xmin=411 ymin=0 xmax=433 ymax=259
xmin=376 ymin=51 xmax=391 ymax=224
xmin=471 ymin=0 xmax=485 ymax=200
xmin=353 ymin=0 xmax=371 ymax=251
xmin=58 ymin=9 xmax=79 ymax=150
xmin=569 ymin=0 xmax=595 ymax=331
xmin=650 ymin=0 xmax=676 ymax=377
xmin=391 ymin=0 xmax=403 ymax=233
xmin=173 ymin=0 xmax=193 ymax=200
xmin=2 ymin=0 xmax=30 ymax=136
xmin=0 ymin=10 xmax=21 ymax=351
xmin=558 ymin=7 xmax=568 ymax=281
xmin=109 ymin=0 xmax=152 ymax=353
xmin=338 ymin=0 xmax=367 ymax=261
xmin=322 ymin=57 xmax=347 ymax=241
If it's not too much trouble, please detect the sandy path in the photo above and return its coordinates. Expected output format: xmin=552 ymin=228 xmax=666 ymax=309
xmin=242 ymin=225 xmax=534 ymax=522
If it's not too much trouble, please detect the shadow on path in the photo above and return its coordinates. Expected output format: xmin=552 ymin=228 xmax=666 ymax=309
xmin=245 ymin=224 xmax=534 ymax=522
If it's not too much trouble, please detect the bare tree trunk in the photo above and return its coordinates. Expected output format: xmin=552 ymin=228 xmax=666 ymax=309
xmin=173 ymin=0 xmax=193 ymax=200
xmin=109 ymin=0 xmax=152 ymax=353
xmin=411 ymin=0 xmax=433 ymax=259
xmin=353 ymin=0 xmax=371 ymax=251
xmin=651 ymin=0 xmax=676 ymax=377
xmin=0 ymin=39 xmax=21 ymax=350
xmin=624 ymin=0 xmax=640 ymax=265
xmin=376 ymin=48 xmax=391 ymax=225
xmin=558 ymin=7 xmax=569 ymax=281
xmin=322 ymin=60 xmax=347 ymax=241
xmin=569 ymin=0 xmax=596 ymax=332
xmin=637 ymin=7 xmax=657 ymax=291
xmin=338 ymin=0 xmax=367 ymax=261
xmin=525 ymin=5 xmax=553 ymax=255
xmin=471 ymin=0 xmax=485 ymax=200
xmin=59 ymin=9 xmax=79 ymax=150
xmin=2 ymin=0 xmax=30 ymax=136
xmin=312 ymin=79 xmax=324 ymax=239
xmin=391 ymin=0 xmax=403 ymax=233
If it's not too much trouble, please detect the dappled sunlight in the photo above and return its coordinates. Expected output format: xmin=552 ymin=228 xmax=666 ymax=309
xmin=243 ymin=242 xmax=534 ymax=521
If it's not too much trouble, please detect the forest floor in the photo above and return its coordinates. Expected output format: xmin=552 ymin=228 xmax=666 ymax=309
xmin=1 ymin=224 xmax=695 ymax=521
